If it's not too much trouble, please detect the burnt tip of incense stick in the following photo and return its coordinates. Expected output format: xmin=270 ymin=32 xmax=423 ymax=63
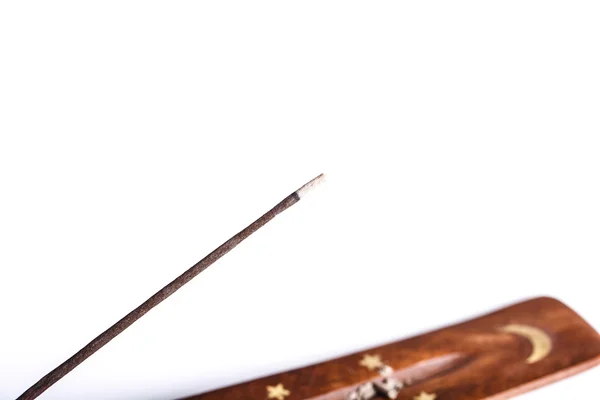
xmin=295 ymin=173 xmax=325 ymax=199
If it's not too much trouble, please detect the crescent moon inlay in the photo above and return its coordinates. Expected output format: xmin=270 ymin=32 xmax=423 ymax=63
xmin=499 ymin=324 xmax=552 ymax=363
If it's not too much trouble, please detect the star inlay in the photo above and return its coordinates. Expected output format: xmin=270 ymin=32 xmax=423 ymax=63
xmin=266 ymin=383 xmax=290 ymax=400
xmin=414 ymin=391 xmax=437 ymax=400
xmin=359 ymin=354 xmax=384 ymax=371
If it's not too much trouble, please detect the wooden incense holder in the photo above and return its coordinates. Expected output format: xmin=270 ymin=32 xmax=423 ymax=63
xmin=184 ymin=297 xmax=600 ymax=400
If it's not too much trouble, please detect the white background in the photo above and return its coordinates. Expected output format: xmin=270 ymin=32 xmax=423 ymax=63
xmin=1 ymin=2 xmax=599 ymax=399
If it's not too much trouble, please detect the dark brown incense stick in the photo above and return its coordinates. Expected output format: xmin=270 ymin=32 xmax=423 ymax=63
xmin=17 ymin=173 xmax=325 ymax=400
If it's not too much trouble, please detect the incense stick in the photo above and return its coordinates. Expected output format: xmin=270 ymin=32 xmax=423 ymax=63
xmin=17 ymin=173 xmax=325 ymax=400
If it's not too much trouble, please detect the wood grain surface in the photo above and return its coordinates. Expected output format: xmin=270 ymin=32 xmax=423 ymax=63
xmin=182 ymin=297 xmax=600 ymax=400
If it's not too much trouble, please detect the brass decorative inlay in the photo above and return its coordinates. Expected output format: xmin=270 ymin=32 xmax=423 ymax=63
xmin=266 ymin=383 xmax=290 ymax=400
xmin=359 ymin=354 xmax=384 ymax=371
xmin=414 ymin=392 xmax=437 ymax=400
xmin=499 ymin=324 xmax=552 ymax=364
